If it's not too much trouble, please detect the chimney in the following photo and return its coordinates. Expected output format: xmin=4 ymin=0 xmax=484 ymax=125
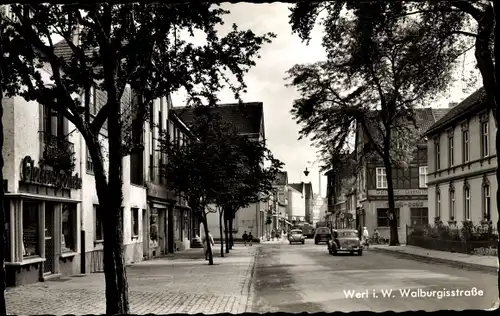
xmin=448 ymin=102 xmax=458 ymax=108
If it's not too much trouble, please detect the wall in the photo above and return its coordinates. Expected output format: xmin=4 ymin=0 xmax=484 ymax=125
xmin=427 ymin=108 xmax=497 ymax=226
xmin=288 ymin=189 xmax=305 ymax=219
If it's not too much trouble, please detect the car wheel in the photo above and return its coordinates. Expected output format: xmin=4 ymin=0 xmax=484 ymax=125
xmin=358 ymin=250 xmax=363 ymax=256
xmin=314 ymin=240 xmax=318 ymax=245
xmin=289 ymin=241 xmax=292 ymax=245
xmin=302 ymin=241 xmax=305 ymax=244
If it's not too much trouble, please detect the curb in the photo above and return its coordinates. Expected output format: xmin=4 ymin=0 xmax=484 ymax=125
xmin=371 ymin=247 xmax=498 ymax=274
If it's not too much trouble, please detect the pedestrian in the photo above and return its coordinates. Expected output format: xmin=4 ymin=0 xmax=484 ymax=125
xmin=242 ymin=231 xmax=248 ymax=246
xmin=362 ymin=226 xmax=369 ymax=248
xmin=248 ymin=232 xmax=253 ymax=246
xmin=202 ymin=230 xmax=215 ymax=260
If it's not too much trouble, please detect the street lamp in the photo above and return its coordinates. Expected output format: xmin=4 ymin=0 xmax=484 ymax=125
xmin=303 ymin=167 xmax=310 ymax=177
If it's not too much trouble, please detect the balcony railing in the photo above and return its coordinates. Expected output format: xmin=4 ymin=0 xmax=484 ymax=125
xmin=39 ymin=131 xmax=76 ymax=173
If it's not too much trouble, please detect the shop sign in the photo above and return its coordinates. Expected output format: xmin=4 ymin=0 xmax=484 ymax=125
xmin=20 ymin=156 xmax=82 ymax=190
xmin=394 ymin=201 xmax=425 ymax=208
xmin=368 ymin=189 xmax=427 ymax=196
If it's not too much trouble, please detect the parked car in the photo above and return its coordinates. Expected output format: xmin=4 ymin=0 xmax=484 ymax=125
xmin=328 ymin=229 xmax=363 ymax=256
xmin=288 ymin=229 xmax=305 ymax=244
xmin=314 ymin=227 xmax=332 ymax=244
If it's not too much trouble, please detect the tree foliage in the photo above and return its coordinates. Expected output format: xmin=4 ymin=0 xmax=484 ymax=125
xmin=287 ymin=1 xmax=469 ymax=245
xmin=1 ymin=3 xmax=274 ymax=313
xmin=159 ymin=109 xmax=283 ymax=255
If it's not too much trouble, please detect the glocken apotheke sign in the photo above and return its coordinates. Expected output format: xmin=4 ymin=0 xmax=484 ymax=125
xmin=20 ymin=156 xmax=82 ymax=190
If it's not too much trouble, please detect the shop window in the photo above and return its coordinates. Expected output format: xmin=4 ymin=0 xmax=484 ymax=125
xmin=376 ymin=208 xmax=400 ymax=228
xmin=131 ymin=208 xmax=139 ymax=238
xmin=23 ymin=201 xmax=40 ymax=257
xmin=94 ymin=205 xmax=104 ymax=242
xmin=62 ymin=204 xmax=77 ymax=252
xmin=410 ymin=208 xmax=428 ymax=226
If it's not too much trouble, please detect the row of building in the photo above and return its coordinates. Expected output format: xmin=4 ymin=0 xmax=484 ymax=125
xmin=325 ymin=87 xmax=497 ymax=243
xmin=1 ymin=32 xmax=291 ymax=286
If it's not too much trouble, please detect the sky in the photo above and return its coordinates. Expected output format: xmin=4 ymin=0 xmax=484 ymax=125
xmin=171 ymin=3 xmax=482 ymax=198
xmin=48 ymin=3 xmax=482 ymax=198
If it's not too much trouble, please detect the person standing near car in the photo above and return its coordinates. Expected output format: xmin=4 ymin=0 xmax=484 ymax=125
xmin=362 ymin=226 xmax=369 ymax=246
xmin=242 ymin=231 xmax=248 ymax=246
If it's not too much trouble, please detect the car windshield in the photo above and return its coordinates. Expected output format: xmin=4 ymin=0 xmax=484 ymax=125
xmin=316 ymin=229 xmax=330 ymax=234
xmin=291 ymin=230 xmax=302 ymax=234
xmin=338 ymin=231 xmax=358 ymax=237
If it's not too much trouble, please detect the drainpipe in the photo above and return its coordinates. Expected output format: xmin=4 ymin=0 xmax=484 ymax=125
xmin=79 ymin=125 xmax=85 ymax=274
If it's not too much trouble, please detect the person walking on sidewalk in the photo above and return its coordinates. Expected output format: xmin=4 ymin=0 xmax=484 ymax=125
xmin=242 ymin=231 xmax=248 ymax=246
xmin=248 ymin=232 xmax=253 ymax=246
xmin=362 ymin=226 xmax=369 ymax=248
xmin=202 ymin=230 xmax=215 ymax=260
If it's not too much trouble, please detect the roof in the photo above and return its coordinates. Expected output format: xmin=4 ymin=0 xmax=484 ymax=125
xmin=425 ymin=87 xmax=488 ymax=136
xmin=288 ymin=183 xmax=303 ymax=193
xmin=172 ymin=102 xmax=264 ymax=136
xmin=273 ymin=171 xmax=288 ymax=186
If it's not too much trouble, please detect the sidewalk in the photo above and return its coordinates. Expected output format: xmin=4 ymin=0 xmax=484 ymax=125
xmin=6 ymin=245 xmax=257 ymax=315
xmin=370 ymin=244 xmax=498 ymax=274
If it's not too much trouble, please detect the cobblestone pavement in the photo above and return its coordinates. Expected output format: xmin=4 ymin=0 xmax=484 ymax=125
xmin=253 ymin=239 xmax=497 ymax=313
xmin=6 ymin=245 xmax=257 ymax=315
xmin=370 ymin=244 xmax=498 ymax=270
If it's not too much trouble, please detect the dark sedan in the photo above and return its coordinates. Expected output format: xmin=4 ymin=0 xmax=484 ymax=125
xmin=314 ymin=227 xmax=332 ymax=244
xmin=328 ymin=229 xmax=363 ymax=256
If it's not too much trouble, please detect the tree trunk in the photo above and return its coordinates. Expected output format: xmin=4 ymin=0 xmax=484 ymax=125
xmin=98 ymin=95 xmax=129 ymax=314
xmin=201 ymin=212 xmax=213 ymax=265
xmin=219 ymin=207 xmax=224 ymax=257
xmin=0 ymin=26 xmax=7 ymax=313
xmin=384 ymin=157 xmax=400 ymax=246
xmin=224 ymin=209 xmax=230 ymax=254
xmin=493 ymin=0 xmax=500 ymax=307
xmin=228 ymin=213 xmax=234 ymax=250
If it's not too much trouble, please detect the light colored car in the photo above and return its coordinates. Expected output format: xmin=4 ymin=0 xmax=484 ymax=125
xmin=288 ymin=229 xmax=305 ymax=244
xmin=328 ymin=229 xmax=363 ymax=256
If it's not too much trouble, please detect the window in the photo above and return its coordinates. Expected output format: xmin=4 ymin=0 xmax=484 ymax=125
xmin=376 ymin=208 xmax=400 ymax=227
xmin=89 ymin=86 xmax=97 ymax=115
xmin=464 ymin=187 xmax=471 ymax=220
xmin=436 ymin=192 xmax=441 ymax=218
xmin=131 ymin=208 xmax=139 ymax=238
xmin=376 ymin=168 xmax=387 ymax=189
xmin=86 ymin=147 xmax=94 ymax=173
xmin=450 ymin=190 xmax=456 ymax=219
xmin=410 ymin=208 xmax=428 ymax=226
xmin=435 ymin=141 xmax=441 ymax=170
xmin=94 ymin=205 xmax=104 ymax=241
xmin=61 ymin=204 xmax=76 ymax=252
xmin=419 ymin=166 xmax=428 ymax=188
xmin=483 ymin=185 xmax=491 ymax=220
xmin=23 ymin=201 xmax=40 ymax=257
xmin=448 ymin=136 xmax=454 ymax=167
xmin=462 ymin=130 xmax=469 ymax=162
xmin=481 ymin=122 xmax=489 ymax=157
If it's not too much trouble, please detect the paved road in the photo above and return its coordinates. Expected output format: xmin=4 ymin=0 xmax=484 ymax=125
xmin=251 ymin=239 xmax=497 ymax=312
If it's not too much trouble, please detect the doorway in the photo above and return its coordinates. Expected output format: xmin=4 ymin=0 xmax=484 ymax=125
xmin=158 ymin=209 xmax=166 ymax=255
xmin=44 ymin=203 xmax=55 ymax=275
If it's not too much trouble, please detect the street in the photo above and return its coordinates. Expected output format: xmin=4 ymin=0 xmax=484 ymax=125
xmin=252 ymin=239 xmax=497 ymax=312
xmin=5 ymin=240 xmax=497 ymax=314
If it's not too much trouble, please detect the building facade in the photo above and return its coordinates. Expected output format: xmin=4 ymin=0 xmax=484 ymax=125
xmin=287 ymin=182 xmax=313 ymax=225
xmin=2 ymin=37 xmax=198 ymax=285
xmin=425 ymin=88 xmax=498 ymax=227
xmin=354 ymin=108 xmax=449 ymax=243
xmin=173 ymin=102 xmax=267 ymax=241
